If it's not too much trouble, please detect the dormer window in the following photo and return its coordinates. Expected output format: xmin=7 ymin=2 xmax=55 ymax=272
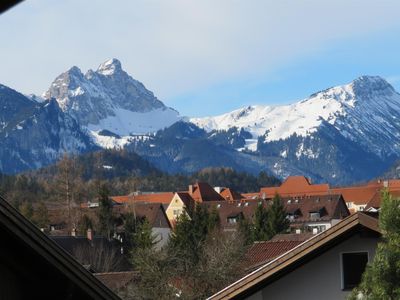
xmin=310 ymin=212 xmax=320 ymax=219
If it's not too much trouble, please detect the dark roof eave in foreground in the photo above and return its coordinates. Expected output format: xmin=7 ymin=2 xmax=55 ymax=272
xmin=0 ymin=195 xmax=120 ymax=300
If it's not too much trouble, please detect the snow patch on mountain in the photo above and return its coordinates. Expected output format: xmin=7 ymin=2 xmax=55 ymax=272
xmin=86 ymin=107 xmax=181 ymax=136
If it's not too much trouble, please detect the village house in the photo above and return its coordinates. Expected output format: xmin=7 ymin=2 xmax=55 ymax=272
xmin=259 ymin=176 xmax=330 ymax=199
xmin=209 ymin=212 xmax=381 ymax=300
xmin=113 ymin=202 xmax=172 ymax=250
xmin=259 ymin=175 xmax=400 ymax=213
xmin=280 ymin=194 xmax=350 ymax=233
xmin=165 ymin=182 xmax=226 ymax=223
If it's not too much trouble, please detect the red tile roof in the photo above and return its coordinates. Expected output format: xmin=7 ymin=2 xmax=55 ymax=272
xmin=220 ymin=188 xmax=243 ymax=201
xmin=330 ymin=186 xmax=379 ymax=206
xmin=260 ymin=176 xmax=329 ymax=198
xmin=111 ymin=192 xmax=174 ymax=205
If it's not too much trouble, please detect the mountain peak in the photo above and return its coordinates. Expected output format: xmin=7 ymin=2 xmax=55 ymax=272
xmin=351 ymin=75 xmax=395 ymax=97
xmin=67 ymin=66 xmax=83 ymax=77
xmin=96 ymin=58 xmax=122 ymax=76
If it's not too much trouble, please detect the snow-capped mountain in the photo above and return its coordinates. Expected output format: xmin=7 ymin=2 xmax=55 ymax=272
xmin=191 ymin=76 xmax=400 ymax=158
xmin=2 ymin=62 xmax=400 ymax=185
xmin=44 ymin=58 xmax=181 ymax=148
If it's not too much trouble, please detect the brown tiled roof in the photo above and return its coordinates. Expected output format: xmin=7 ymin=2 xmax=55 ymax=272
xmin=365 ymin=189 xmax=400 ymax=210
xmin=202 ymin=200 xmax=260 ymax=229
xmin=202 ymin=194 xmax=349 ymax=229
xmin=209 ymin=212 xmax=380 ymax=300
xmin=190 ymin=182 xmax=225 ymax=202
xmin=113 ymin=202 xmax=171 ymax=229
xmin=280 ymin=194 xmax=350 ymax=223
xmin=94 ymin=271 xmax=138 ymax=291
xmin=245 ymin=241 xmax=303 ymax=271
xmin=176 ymin=192 xmax=195 ymax=208
xmin=220 ymin=188 xmax=243 ymax=201
xmin=111 ymin=192 xmax=174 ymax=204
xmin=260 ymin=176 xmax=329 ymax=198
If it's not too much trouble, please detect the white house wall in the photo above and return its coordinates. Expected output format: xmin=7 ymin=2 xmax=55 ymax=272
xmin=246 ymin=233 xmax=380 ymax=300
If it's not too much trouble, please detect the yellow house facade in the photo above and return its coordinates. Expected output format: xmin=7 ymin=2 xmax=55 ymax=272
xmin=165 ymin=192 xmax=193 ymax=223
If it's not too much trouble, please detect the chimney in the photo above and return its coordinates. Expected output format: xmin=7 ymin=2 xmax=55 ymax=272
xmin=383 ymin=180 xmax=389 ymax=188
xmin=87 ymin=228 xmax=93 ymax=241
xmin=71 ymin=228 xmax=77 ymax=237
xmin=189 ymin=185 xmax=193 ymax=195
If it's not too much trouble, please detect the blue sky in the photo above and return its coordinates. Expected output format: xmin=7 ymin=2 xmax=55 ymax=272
xmin=1 ymin=0 xmax=400 ymax=117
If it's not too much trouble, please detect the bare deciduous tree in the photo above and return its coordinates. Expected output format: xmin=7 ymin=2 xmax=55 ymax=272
xmin=72 ymin=240 xmax=123 ymax=273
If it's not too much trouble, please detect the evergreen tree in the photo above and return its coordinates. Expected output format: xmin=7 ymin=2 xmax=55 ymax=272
xmin=169 ymin=204 xmax=218 ymax=269
xmin=266 ymin=193 xmax=289 ymax=239
xmin=238 ymin=217 xmax=255 ymax=245
xmin=97 ymin=184 xmax=114 ymax=239
xmin=349 ymin=190 xmax=400 ymax=299
xmin=252 ymin=202 xmax=269 ymax=241
xmin=132 ymin=219 xmax=156 ymax=251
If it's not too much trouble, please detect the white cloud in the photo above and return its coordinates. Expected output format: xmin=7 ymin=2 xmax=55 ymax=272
xmin=0 ymin=0 xmax=399 ymax=102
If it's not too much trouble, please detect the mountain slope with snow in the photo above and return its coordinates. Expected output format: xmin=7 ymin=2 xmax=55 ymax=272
xmin=189 ymin=76 xmax=400 ymax=183
xmin=191 ymin=76 xmax=400 ymax=155
xmin=44 ymin=58 xmax=182 ymax=147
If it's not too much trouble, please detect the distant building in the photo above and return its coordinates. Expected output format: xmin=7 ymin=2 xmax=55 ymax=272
xmin=165 ymin=182 xmax=226 ymax=223
xmin=259 ymin=176 xmax=400 ymax=213
xmin=259 ymin=176 xmax=329 ymax=199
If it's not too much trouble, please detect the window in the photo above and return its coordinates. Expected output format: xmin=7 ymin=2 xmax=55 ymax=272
xmin=173 ymin=209 xmax=181 ymax=216
xmin=342 ymin=252 xmax=368 ymax=290
xmin=227 ymin=216 xmax=238 ymax=224
xmin=310 ymin=212 xmax=320 ymax=219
